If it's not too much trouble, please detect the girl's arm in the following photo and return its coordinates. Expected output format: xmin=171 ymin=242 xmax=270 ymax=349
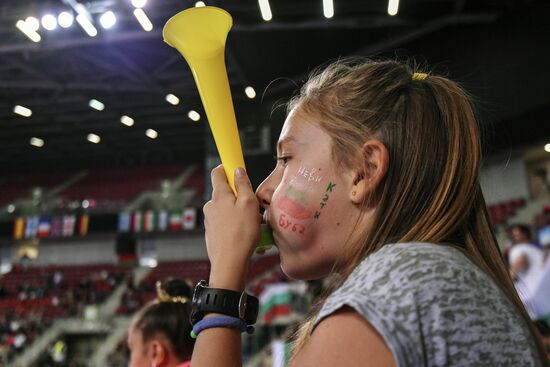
xmin=192 ymin=165 xmax=260 ymax=367
xmin=290 ymin=307 xmax=396 ymax=367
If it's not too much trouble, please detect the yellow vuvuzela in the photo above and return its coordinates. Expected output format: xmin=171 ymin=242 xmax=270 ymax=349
xmin=163 ymin=7 xmax=274 ymax=252
xmin=163 ymin=6 xmax=243 ymax=194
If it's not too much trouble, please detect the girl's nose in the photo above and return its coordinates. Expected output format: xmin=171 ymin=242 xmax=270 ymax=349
xmin=255 ymin=170 xmax=278 ymax=209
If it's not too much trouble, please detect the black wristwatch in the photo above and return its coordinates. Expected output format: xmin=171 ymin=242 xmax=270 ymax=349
xmin=190 ymin=280 xmax=259 ymax=326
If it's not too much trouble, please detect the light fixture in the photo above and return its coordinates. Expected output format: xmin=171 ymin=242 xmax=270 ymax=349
xmin=88 ymin=99 xmax=105 ymax=111
xmin=120 ymin=115 xmax=134 ymax=126
xmin=30 ymin=137 xmax=44 ymax=147
xmin=7 ymin=204 xmax=15 ymax=214
xmin=258 ymin=0 xmax=272 ymax=21
xmin=131 ymin=0 xmax=147 ymax=8
xmin=16 ymin=20 xmax=41 ymax=42
xmin=146 ymin=129 xmax=158 ymax=139
xmin=76 ymin=13 xmax=98 ymax=37
xmin=188 ymin=110 xmax=200 ymax=121
xmin=133 ymin=8 xmax=153 ymax=31
xmin=244 ymin=86 xmax=256 ymax=99
xmin=165 ymin=93 xmax=180 ymax=105
xmin=388 ymin=0 xmax=399 ymax=16
xmin=41 ymin=14 xmax=58 ymax=31
xmin=25 ymin=17 xmax=40 ymax=31
xmin=323 ymin=0 xmax=334 ymax=18
xmin=82 ymin=199 xmax=90 ymax=209
xmin=58 ymin=12 xmax=74 ymax=28
xmin=195 ymin=1 xmax=206 ymax=7
xmin=13 ymin=105 xmax=32 ymax=117
xmin=545 ymin=144 xmax=550 ymax=153
xmin=87 ymin=133 xmax=101 ymax=144
xmin=99 ymin=11 xmax=116 ymax=29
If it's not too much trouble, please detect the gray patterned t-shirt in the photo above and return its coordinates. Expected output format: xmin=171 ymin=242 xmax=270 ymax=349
xmin=313 ymin=242 xmax=542 ymax=366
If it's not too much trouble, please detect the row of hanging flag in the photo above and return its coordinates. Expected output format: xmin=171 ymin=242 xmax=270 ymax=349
xmin=13 ymin=214 xmax=89 ymax=240
xmin=11 ymin=208 xmax=198 ymax=240
xmin=117 ymin=208 xmax=197 ymax=233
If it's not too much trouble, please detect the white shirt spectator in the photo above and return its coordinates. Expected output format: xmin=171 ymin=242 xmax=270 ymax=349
xmin=509 ymin=243 xmax=545 ymax=316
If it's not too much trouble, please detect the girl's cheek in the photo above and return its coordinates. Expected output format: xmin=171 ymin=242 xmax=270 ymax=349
xmin=273 ymin=168 xmax=335 ymax=238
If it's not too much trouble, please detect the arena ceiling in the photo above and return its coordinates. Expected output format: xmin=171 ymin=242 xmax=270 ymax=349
xmin=0 ymin=0 xmax=548 ymax=173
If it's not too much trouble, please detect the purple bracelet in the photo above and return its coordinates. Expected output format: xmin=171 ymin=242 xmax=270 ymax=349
xmin=191 ymin=316 xmax=254 ymax=339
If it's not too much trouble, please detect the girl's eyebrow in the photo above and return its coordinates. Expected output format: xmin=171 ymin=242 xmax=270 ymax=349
xmin=277 ymin=136 xmax=297 ymax=152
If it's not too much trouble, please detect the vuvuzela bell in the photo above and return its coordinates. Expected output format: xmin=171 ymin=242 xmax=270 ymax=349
xmin=162 ymin=7 xmax=244 ymax=194
xmin=163 ymin=7 xmax=274 ymax=252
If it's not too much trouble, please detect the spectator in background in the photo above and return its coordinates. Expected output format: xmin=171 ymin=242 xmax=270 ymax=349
xmin=507 ymin=224 xmax=546 ymax=317
xmin=127 ymin=278 xmax=194 ymax=367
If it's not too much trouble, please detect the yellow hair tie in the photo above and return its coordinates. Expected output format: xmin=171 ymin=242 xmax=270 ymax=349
xmin=412 ymin=72 xmax=429 ymax=81
xmin=156 ymin=281 xmax=190 ymax=304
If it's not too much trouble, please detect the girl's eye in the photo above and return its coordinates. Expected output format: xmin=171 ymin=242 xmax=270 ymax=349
xmin=275 ymin=155 xmax=291 ymax=167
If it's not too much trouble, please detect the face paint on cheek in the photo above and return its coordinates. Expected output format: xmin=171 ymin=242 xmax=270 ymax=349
xmin=276 ymin=185 xmax=316 ymax=220
xmin=278 ymin=214 xmax=306 ymax=235
xmin=313 ymin=181 xmax=337 ymax=220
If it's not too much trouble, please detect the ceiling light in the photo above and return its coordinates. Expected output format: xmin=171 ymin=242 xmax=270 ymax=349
xmin=99 ymin=11 xmax=116 ymax=29
xmin=87 ymin=133 xmax=101 ymax=144
xmin=89 ymin=99 xmax=104 ymax=111
xmin=258 ymin=0 xmax=272 ymax=21
xmin=244 ymin=86 xmax=256 ymax=99
xmin=195 ymin=1 xmax=206 ymax=7
xmin=58 ymin=12 xmax=74 ymax=28
xmin=16 ymin=20 xmax=41 ymax=42
xmin=323 ymin=0 xmax=334 ymax=18
xmin=120 ymin=115 xmax=134 ymax=126
xmin=388 ymin=0 xmax=399 ymax=16
xmin=30 ymin=137 xmax=44 ymax=147
xmin=545 ymin=144 xmax=550 ymax=153
xmin=76 ymin=13 xmax=97 ymax=37
xmin=25 ymin=17 xmax=40 ymax=32
xmin=146 ymin=129 xmax=158 ymax=139
xmin=131 ymin=0 xmax=147 ymax=8
xmin=13 ymin=105 xmax=32 ymax=117
xmin=165 ymin=93 xmax=180 ymax=105
xmin=133 ymin=8 xmax=153 ymax=31
xmin=188 ymin=110 xmax=200 ymax=122
xmin=41 ymin=14 xmax=58 ymax=31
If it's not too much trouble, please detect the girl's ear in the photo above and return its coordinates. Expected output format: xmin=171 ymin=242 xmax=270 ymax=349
xmin=150 ymin=340 xmax=167 ymax=367
xmin=349 ymin=139 xmax=389 ymax=204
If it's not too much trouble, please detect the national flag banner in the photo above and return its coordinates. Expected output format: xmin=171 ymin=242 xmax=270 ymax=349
xmin=78 ymin=214 xmax=89 ymax=236
xmin=118 ymin=212 xmax=131 ymax=233
xmin=157 ymin=211 xmax=168 ymax=232
xmin=143 ymin=211 xmax=155 ymax=232
xmin=62 ymin=215 xmax=76 ymax=237
xmin=132 ymin=212 xmax=142 ymax=233
xmin=13 ymin=217 xmax=25 ymax=240
xmin=37 ymin=218 xmax=52 ymax=238
xmin=183 ymin=207 xmax=197 ymax=230
xmin=25 ymin=216 xmax=39 ymax=239
xmin=259 ymin=282 xmax=307 ymax=325
xmin=50 ymin=216 xmax=62 ymax=237
xmin=169 ymin=211 xmax=183 ymax=231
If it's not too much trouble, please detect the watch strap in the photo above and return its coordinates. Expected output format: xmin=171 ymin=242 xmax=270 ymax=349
xmin=198 ymin=287 xmax=259 ymax=325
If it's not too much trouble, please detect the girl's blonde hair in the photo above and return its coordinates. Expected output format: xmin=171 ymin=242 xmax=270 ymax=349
xmin=287 ymin=59 xmax=547 ymax=363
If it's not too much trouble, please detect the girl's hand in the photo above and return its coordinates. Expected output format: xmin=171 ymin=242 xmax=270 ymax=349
xmin=203 ymin=165 xmax=261 ymax=291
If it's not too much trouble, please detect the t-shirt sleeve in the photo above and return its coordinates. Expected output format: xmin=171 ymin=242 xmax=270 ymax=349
xmin=313 ymin=247 xmax=426 ymax=366
xmin=311 ymin=243 xmax=531 ymax=367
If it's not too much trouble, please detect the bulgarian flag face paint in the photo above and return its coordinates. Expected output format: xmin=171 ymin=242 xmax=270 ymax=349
xmin=276 ymin=185 xmax=316 ymax=221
